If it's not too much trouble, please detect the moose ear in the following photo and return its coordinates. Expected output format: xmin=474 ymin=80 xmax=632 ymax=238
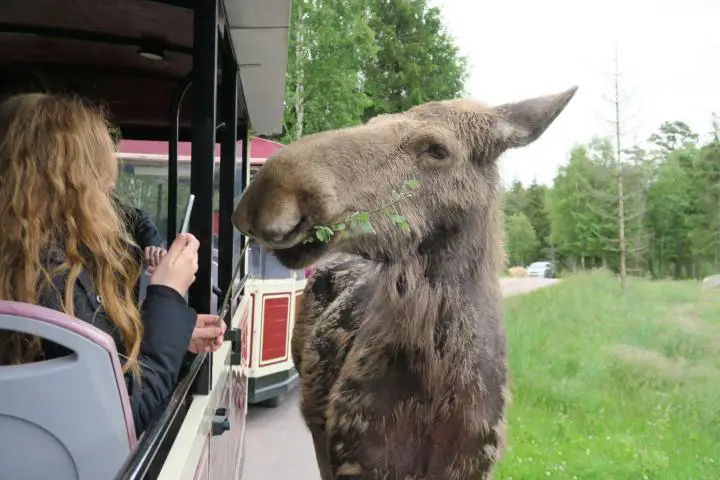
xmin=493 ymin=86 xmax=578 ymax=149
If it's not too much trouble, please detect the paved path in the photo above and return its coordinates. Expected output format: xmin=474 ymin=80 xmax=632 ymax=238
xmin=242 ymin=277 xmax=559 ymax=479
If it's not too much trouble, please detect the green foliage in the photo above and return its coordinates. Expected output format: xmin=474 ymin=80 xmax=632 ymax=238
xmin=524 ymin=115 xmax=719 ymax=279
xmin=496 ymin=271 xmax=720 ymax=479
xmin=504 ymin=212 xmax=538 ymax=267
xmin=280 ymin=0 xmax=379 ymax=142
xmin=304 ymin=178 xmax=420 ymax=244
xmin=362 ymin=0 xmax=468 ymax=121
xmin=273 ymin=0 xmax=467 ymax=143
xmin=504 ymin=179 xmax=551 ymax=261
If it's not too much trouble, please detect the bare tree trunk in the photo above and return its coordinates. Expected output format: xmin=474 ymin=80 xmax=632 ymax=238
xmin=294 ymin=1 xmax=305 ymax=140
xmin=613 ymin=47 xmax=628 ymax=294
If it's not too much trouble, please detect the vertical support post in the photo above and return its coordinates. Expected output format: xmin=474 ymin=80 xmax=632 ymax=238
xmin=218 ymin=40 xmax=238 ymax=318
xmin=188 ymin=0 xmax=219 ymax=395
xmin=168 ymin=73 xmax=193 ymax=238
xmin=155 ymin=182 xmax=163 ymax=235
xmin=239 ymin=122 xmax=249 ymax=270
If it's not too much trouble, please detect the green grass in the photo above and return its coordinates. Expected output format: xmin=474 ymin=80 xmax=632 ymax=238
xmin=496 ymin=270 xmax=720 ymax=480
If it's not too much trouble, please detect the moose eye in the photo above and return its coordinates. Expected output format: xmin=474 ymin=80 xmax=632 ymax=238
xmin=424 ymin=144 xmax=449 ymax=160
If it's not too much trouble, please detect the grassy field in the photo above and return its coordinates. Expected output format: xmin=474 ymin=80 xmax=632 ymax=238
xmin=495 ymin=270 xmax=720 ymax=479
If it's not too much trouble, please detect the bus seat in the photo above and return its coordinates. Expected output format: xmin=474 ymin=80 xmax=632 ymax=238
xmin=0 ymin=301 xmax=137 ymax=480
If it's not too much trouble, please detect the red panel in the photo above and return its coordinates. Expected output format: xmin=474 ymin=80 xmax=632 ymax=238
xmin=248 ymin=293 xmax=255 ymax=368
xmin=239 ymin=299 xmax=250 ymax=366
xmin=212 ymin=211 xmax=219 ymax=237
xmin=118 ymin=137 xmax=283 ymax=160
xmin=261 ymin=296 xmax=290 ymax=363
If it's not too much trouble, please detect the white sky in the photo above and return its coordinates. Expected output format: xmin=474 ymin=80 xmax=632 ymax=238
xmin=430 ymin=0 xmax=720 ymax=186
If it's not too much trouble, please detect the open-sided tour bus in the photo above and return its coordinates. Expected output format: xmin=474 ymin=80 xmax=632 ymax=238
xmin=116 ymin=138 xmax=305 ymax=407
xmin=0 ymin=0 xmax=292 ymax=479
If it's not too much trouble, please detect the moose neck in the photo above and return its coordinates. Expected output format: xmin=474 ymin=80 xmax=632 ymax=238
xmin=350 ymin=203 xmax=504 ymax=348
xmin=419 ymin=207 xmax=500 ymax=286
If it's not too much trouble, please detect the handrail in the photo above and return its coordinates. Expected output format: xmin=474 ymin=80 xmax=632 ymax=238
xmin=113 ymin=352 xmax=207 ymax=480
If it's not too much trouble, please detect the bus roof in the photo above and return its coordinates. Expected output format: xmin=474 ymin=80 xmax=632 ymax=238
xmin=0 ymin=0 xmax=291 ymax=139
xmin=117 ymin=137 xmax=285 ymax=166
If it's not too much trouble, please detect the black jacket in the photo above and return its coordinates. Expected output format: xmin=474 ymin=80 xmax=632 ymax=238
xmin=115 ymin=200 xmax=166 ymax=303
xmin=39 ymin=255 xmax=196 ymax=435
xmin=117 ymin=201 xmax=165 ymax=252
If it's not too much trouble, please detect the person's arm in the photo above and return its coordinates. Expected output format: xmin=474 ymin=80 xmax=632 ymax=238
xmin=132 ymin=207 xmax=165 ymax=250
xmin=114 ymin=197 xmax=165 ymax=250
xmin=128 ymin=284 xmax=195 ymax=434
xmin=37 ymin=266 xmax=195 ymax=435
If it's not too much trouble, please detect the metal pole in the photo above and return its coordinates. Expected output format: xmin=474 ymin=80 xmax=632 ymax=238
xmin=168 ymin=72 xmax=193 ymax=238
xmin=239 ymin=122 xmax=249 ymax=273
xmin=155 ymin=181 xmax=163 ymax=231
xmin=188 ymin=0 xmax=219 ymax=395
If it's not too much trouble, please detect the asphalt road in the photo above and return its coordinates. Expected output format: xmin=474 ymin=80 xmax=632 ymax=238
xmin=242 ymin=277 xmax=559 ymax=480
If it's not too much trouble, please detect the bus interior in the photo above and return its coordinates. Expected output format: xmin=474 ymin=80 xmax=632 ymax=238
xmin=0 ymin=0 xmax=291 ymax=479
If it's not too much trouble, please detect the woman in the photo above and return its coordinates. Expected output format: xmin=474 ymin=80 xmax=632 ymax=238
xmin=112 ymin=195 xmax=168 ymax=302
xmin=0 ymin=93 xmax=222 ymax=434
xmin=115 ymin=197 xmax=167 ymax=271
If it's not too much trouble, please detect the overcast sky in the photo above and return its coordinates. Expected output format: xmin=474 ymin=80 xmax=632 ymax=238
xmin=430 ymin=0 xmax=720 ymax=186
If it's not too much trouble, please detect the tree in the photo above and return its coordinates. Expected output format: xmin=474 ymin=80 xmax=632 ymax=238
xmin=611 ymin=48 xmax=628 ymax=292
xmin=502 ymin=180 xmax=527 ymax=218
xmin=363 ymin=0 xmax=468 ymax=120
xmin=281 ymin=0 xmax=378 ymax=142
xmin=524 ymin=179 xmax=552 ymax=259
xmin=644 ymin=148 xmax=695 ymax=278
xmin=648 ymin=120 xmax=699 ymax=158
xmin=505 ymin=213 xmax=538 ymax=267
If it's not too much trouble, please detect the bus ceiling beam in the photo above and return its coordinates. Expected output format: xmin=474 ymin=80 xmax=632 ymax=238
xmin=0 ymin=24 xmax=193 ymax=56
xmin=188 ymin=0 xmax=219 ymax=396
xmin=168 ymin=72 xmax=193 ymax=237
xmin=143 ymin=0 xmax=196 ymax=10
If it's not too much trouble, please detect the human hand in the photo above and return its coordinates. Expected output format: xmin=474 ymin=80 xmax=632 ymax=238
xmin=149 ymin=233 xmax=199 ymax=296
xmin=189 ymin=314 xmax=227 ymax=353
xmin=144 ymin=246 xmax=167 ymax=274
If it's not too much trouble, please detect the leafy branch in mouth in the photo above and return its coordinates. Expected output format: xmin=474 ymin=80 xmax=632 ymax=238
xmin=304 ymin=178 xmax=421 ymax=244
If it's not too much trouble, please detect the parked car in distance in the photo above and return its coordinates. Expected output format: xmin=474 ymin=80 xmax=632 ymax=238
xmin=527 ymin=261 xmax=556 ymax=278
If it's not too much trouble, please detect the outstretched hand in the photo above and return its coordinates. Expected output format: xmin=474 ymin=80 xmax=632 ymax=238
xmin=189 ymin=314 xmax=227 ymax=353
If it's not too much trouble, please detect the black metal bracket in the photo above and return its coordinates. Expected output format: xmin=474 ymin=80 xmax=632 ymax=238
xmin=211 ymin=407 xmax=231 ymax=437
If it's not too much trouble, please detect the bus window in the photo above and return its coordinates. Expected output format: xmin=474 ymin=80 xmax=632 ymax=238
xmin=247 ymin=239 xmax=295 ymax=280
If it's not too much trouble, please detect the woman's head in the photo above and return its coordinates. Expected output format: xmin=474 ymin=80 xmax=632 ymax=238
xmin=0 ymin=93 xmax=143 ymax=375
xmin=0 ymin=93 xmax=119 ymax=193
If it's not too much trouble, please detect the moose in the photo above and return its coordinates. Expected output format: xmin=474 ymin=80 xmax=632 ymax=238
xmin=232 ymin=86 xmax=578 ymax=479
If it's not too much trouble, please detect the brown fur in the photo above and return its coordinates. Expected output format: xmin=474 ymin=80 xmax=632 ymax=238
xmin=233 ymin=87 xmax=577 ymax=479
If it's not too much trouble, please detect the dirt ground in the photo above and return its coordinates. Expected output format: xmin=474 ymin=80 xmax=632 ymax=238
xmin=242 ymin=277 xmax=560 ymax=479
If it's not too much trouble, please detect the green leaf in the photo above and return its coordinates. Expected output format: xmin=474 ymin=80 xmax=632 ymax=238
xmin=358 ymin=221 xmax=376 ymax=234
xmin=404 ymin=179 xmax=421 ymax=191
xmin=389 ymin=213 xmax=407 ymax=225
xmin=355 ymin=212 xmax=370 ymax=222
